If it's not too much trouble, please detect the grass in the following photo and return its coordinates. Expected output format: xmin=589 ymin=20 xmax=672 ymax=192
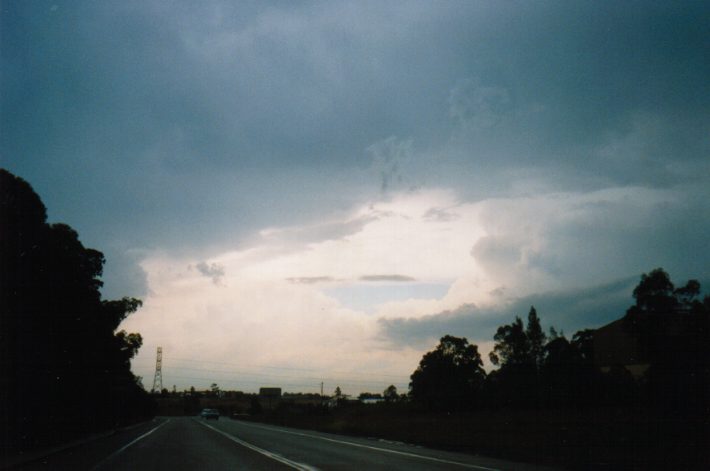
xmin=237 ymin=403 xmax=709 ymax=470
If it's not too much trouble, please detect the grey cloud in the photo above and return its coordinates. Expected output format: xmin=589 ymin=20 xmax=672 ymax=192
xmin=360 ymin=275 xmax=417 ymax=282
xmin=379 ymin=303 xmax=492 ymax=349
xmin=261 ymin=214 xmax=379 ymax=249
xmin=471 ymin=236 xmax=523 ymax=268
xmin=100 ymin=248 xmax=149 ymax=300
xmin=286 ymin=276 xmax=335 ymax=285
xmin=195 ymin=261 xmax=225 ymax=285
xmin=379 ymin=277 xmax=640 ymax=348
xmin=423 ymin=207 xmax=459 ymax=222
xmin=449 ymin=78 xmax=513 ymax=130
xmin=367 ymin=137 xmax=413 ymax=194
xmin=466 ymin=186 xmax=710 ymax=293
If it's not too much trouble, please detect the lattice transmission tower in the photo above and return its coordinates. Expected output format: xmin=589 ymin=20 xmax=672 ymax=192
xmin=151 ymin=346 xmax=163 ymax=393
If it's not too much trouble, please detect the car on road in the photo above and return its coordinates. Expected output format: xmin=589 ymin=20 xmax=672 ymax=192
xmin=200 ymin=408 xmax=220 ymax=420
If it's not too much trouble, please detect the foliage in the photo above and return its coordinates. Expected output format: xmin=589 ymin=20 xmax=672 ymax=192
xmin=409 ymin=335 xmax=486 ymax=411
xmin=486 ymin=307 xmax=549 ymax=406
xmin=0 ymin=169 xmax=153 ymax=450
xmin=526 ymin=307 xmax=546 ymax=368
xmin=408 ymin=268 xmax=708 ymax=417
xmin=489 ymin=316 xmax=527 ymax=367
xmin=489 ymin=306 xmax=546 ymax=369
xmin=383 ymin=385 xmax=398 ymax=402
xmin=623 ymin=268 xmax=710 ymax=412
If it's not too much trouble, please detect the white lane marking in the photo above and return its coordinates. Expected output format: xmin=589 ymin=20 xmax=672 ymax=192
xmin=196 ymin=419 xmax=319 ymax=471
xmin=235 ymin=420 xmax=500 ymax=471
xmin=91 ymin=419 xmax=170 ymax=470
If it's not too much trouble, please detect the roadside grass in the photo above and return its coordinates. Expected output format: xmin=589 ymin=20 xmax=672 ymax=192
xmin=236 ymin=403 xmax=708 ymax=470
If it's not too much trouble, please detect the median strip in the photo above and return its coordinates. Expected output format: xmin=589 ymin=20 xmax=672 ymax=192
xmin=196 ymin=420 xmax=318 ymax=471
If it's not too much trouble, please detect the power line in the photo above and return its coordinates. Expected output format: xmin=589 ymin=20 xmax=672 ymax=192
xmin=133 ymin=353 xmax=411 ymax=394
xmin=133 ymin=356 xmax=409 ymax=381
xmin=137 ymin=364 xmax=406 ymax=386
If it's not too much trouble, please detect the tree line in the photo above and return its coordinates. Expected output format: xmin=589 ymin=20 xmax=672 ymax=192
xmin=409 ymin=268 xmax=710 ymax=415
xmin=1 ymin=169 xmax=153 ymax=451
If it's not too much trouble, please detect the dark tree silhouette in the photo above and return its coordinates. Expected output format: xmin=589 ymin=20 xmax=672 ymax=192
xmin=488 ymin=306 xmax=549 ymax=407
xmin=539 ymin=331 xmax=600 ymax=407
xmin=631 ymin=267 xmax=677 ymax=314
xmin=383 ymin=384 xmax=398 ymax=402
xmin=0 ymin=169 xmax=153 ymax=450
xmin=409 ymin=335 xmax=485 ymax=411
xmin=526 ymin=307 xmax=547 ymax=368
xmin=489 ymin=316 xmax=528 ymax=367
xmin=623 ymin=268 xmax=710 ymax=414
xmin=570 ymin=329 xmax=595 ymax=363
xmin=490 ymin=306 xmax=547 ymax=369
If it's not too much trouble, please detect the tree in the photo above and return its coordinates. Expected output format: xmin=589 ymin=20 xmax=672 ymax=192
xmin=409 ymin=335 xmax=486 ymax=411
xmin=540 ymin=330 xmax=599 ymax=407
xmin=623 ymin=268 xmax=710 ymax=413
xmin=526 ymin=307 xmax=547 ymax=368
xmin=570 ymin=329 xmax=595 ymax=364
xmin=490 ymin=306 xmax=547 ymax=369
xmin=631 ymin=267 xmax=676 ymax=315
xmin=0 ymin=169 xmax=153 ymax=450
xmin=383 ymin=385 xmax=398 ymax=403
xmin=488 ymin=307 xmax=549 ymax=407
xmin=489 ymin=316 xmax=528 ymax=367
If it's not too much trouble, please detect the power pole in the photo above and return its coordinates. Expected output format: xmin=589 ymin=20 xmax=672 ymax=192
xmin=151 ymin=346 xmax=163 ymax=393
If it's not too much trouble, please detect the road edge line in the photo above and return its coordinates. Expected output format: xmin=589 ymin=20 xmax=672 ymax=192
xmin=1 ymin=418 xmax=160 ymax=470
xmin=235 ymin=420 xmax=500 ymax=471
xmin=90 ymin=419 xmax=170 ymax=470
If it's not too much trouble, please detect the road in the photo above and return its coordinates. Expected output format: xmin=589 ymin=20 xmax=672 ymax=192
xmin=11 ymin=417 xmax=556 ymax=470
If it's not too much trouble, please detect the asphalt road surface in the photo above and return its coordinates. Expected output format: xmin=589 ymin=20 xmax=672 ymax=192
xmin=12 ymin=417 xmax=556 ymax=470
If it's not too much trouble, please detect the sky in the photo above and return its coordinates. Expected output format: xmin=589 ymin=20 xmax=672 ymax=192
xmin=2 ymin=1 xmax=709 ymax=395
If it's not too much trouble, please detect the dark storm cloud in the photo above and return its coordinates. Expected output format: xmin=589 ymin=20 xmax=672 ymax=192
xmin=466 ymin=185 xmax=710 ymax=295
xmin=1 ymin=1 xmax=709 ymax=300
xmin=379 ymin=277 xmax=640 ymax=348
xmin=101 ymin=248 xmax=149 ymax=298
